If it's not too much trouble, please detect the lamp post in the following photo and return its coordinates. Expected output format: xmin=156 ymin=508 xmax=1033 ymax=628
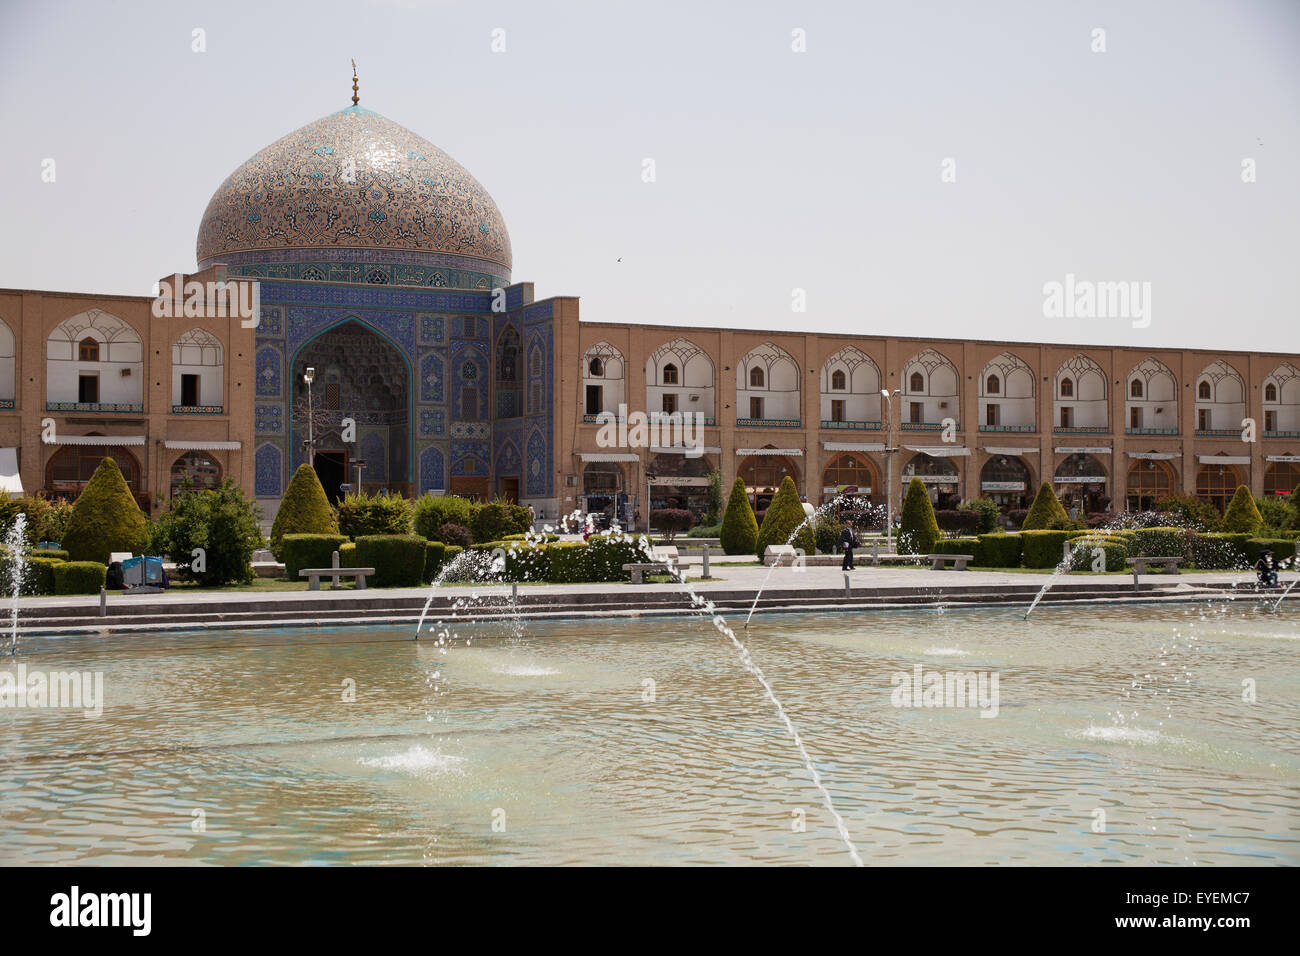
xmin=303 ymin=366 xmax=316 ymax=466
xmin=881 ymin=388 xmax=901 ymax=550
xmin=645 ymin=469 xmax=657 ymax=534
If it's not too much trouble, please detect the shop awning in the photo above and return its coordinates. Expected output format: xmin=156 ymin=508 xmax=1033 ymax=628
xmin=1054 ymin=446 xmax=1111 ymax=454
xmin=649 ymin=445 xmax=721 ymax=455
xmin=163 ymin=440 xmax=242 ymax=451
xmin=982 ymin=446 xmax=1038 ymax=455
xmin=0 ymin=448 xmax=22 ymax=497
xmin=903 ymin=445 xmax=970 ymax=457
xmin=578 ymin=452 xmax=640 ymax=462
xmin=1266 ymin=455 xmax=1300 ymax=463
xmin=822 ymin=441 xmax=885 ymax=452
xmin=736 ymin=447 xmax=803 ymax=456
xmin=1127 ymin=451 xmax=1180 ymax=460
xmin=1198 ymin=455 xmax=1251 ymax=465
xmin=53 ymin=435 xmax=146 ymax=446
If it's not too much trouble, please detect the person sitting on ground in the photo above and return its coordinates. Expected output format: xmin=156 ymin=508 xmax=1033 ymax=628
xmin=1256 ymin=549 xmax=1278 ymax=588
xmin=841 ymin=524 xmax=859 ymax=571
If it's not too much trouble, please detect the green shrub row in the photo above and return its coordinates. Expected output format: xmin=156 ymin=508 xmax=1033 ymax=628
xmin=282 ymin=534 xmax=348 ymax=581
xmin=355 ymin=535 xmax=427 ymax=588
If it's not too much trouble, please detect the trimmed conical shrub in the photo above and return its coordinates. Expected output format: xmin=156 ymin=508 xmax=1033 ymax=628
xmin=719 ymin=476 xmax=759 ymax=555
xmin=755 ymin=475 xmax=815 ymax=559
xmin=61 ymin=457 xmax=149 ymax=565
xmin=1222 ymin=484 xmax=1263 ymax=534
xmin=270 ymin=464 xmax=339 ymax=561
xmin=1020 ymin=481 xmax=1071 ymax=530
xmin=898 ymin=477 xmax=940 ymax=554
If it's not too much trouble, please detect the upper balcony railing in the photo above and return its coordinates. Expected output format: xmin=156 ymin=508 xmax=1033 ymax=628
xmin=1126 ymin=426 xmax=1178 ymax=435
xmin=737 ymin=418 xmax=801 ymax=428
xmin=1265 ymin=429 xmax=1300 ymax=439
xmin=1194 ymin=428 xmax=1240 ymax=437
xmin=1053 ymin=425 xmax=1109 ymax=434
xmin=171 ymin=405 xmax=225 ymax=415
xmin=978 ymin=423 xmax=1036 ymax=432
xmin=46 ymin=402 xmax=143 ymax=414
xmin=900 ymin=421 xmax=958 ymax=431
xmin=820 ymin=419 xmax=882 ymax=430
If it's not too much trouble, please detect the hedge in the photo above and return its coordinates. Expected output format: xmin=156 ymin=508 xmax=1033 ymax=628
xmin=719 ymin=476 xmax=759 ymax=555
xmin=31 ymin=548 xmax=70 ymax=563
xmin=283 ymin=533 xmax=348 ymax=581
xmin=1129 ymin=527 xmax=1190 ymax=559
xmin=1068 ymin=539 xmax=1127 ymax=572
xmin=52 ymin=561 xmax=107 ymax=595
xmin=975 ymin=534 xmax=1023 ymax=568
xmin=270 ymin=465 xmax=338 ymax=561
xmin=422 ymin=540 xmax=447 ymax=582
xmin=355 ymin=535 xmax=428 ymax=588
xmin=935 ymin=509 xmax=982 ymax=537
xmin=755 ymin=476 xmax=813 ymax=559
xmin=336 ymin=491 xmax=412 ymax=539
xmin=339 ymin=542 xmax=356 ymax=567
xmin=413 ymin=494 xmax=476 ymax=541
xmin=469 ymin=501 xmax=532 ymax=543
xmin=932 ymin=538 xmax=978 ymax=558
xmin=23 ymin=556 xmax=66 ymax=596
xmin=61 ymin=458 xmax=149 ymax=565
xmin=472 ymin=540 xmax=551 ymax=582
xmin=1020 ymin=530 xmax=1089 ymax=569
xmin=1244 ymin=537 xmax=1296 ymax=567
xmin=815 ymin=519 xmax=844 ymax=555
xmin=898 ymin=478 xmax=940 ymax=555
xmin=1187 ymin=532 xmax=1250 ymax=570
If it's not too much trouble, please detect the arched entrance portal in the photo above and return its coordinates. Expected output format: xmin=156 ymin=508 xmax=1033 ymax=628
xmin=902 ymin=453 xmax=960 ymax=510
xmin=648 ymin=453 xmax=714 ymax=522
xmin=1126 ymin=456 xmax=1175 ymax=511
xmin=292 ymin=320 xmax=410 ymax=503
xmin=45 ymin=443 xmax=143 ymax=507
xmin=169 ymin=451 xmax=222 ymax=497
xmin=738 ymin=450 xmax=801 ymax=519
xmin=1196 ymin=460 xmax=1244 ymax=514
xmin=1264 ymin=458 xmax=1300 ymax=497
xmin=979 ymin=455 xmax=1033 ymax=511
xmin=1054 ymin=453 xmax=1108 ymax=515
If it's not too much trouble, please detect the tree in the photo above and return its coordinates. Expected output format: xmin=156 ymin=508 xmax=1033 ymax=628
xmin=898 ymin=477 xmax=940 ymax=554
xmin=61 ymin=457 xmax=149 ymax=564
xmin=270 ymin=464 xmax=338 ymax=560
xmin=154 ymin=479 xmax=264 ymax=585
xmin=755 ymin=475 xmax=815 ymax=559
xmin=1221 ymin=484 xmax=1263 ymax=534
xmin=704 ymin=470 xmax=724 ymax=526
xmin=719 ymin=476 xmax=759 ymax=555
xmin=1020 ymin=481 xmax=1071 ymax=530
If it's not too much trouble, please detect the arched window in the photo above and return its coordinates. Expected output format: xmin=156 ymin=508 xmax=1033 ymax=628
xmin=830 ymin=369 xmax=846 ymax=391
xmin=1060 ymin=377 xmax=1074 ymax=397
xmin=749 ymin=367 xmax=765 ymax=388
xmin=169 ymin=451 xmax=222 ymax=497
xmin=985 ymin=374 xmax=1000 ymax=394
xmin=1198 ymin=381 xmax=1211 ymax=400
xmin=1266 ymin=383 xmax=1278 ymax=402
xmin=588 ymin=357 xmax=603 ymax=377
xmin=909 ymin=371 xmax=924 ymax=392
xmin=1197 ymin=462 xmax=1243 ymax=514
xmin=1130 ymin=380 xmax=1144 ymax=398
xmin=1264 ymin=460 xmax=1300 ymax=497
xmin=78 ymin=338 xmax=99 ymax=362
xmin=663 ymin=363 xmax=678 ymax=384
xmin=1126 ymin=457 xmax=1174 ymax=511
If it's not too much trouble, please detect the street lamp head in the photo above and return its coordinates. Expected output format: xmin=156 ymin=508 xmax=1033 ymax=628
xmin=304 ymin=366 xmax=315 ymax=384
xmin=881 ymin=389 xmax=889 ymax=397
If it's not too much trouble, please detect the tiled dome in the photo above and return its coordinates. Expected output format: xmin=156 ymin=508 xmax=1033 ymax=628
xmin=196 ymin=105 xmax=511 ymax=275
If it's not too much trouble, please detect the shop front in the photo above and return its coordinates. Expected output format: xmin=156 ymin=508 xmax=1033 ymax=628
xmin=1053 ymin=450 xmax=1109 ymax=515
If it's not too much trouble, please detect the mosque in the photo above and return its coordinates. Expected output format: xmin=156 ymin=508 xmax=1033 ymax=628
xmin=1 ymin=80 xmax=1297 ymax=528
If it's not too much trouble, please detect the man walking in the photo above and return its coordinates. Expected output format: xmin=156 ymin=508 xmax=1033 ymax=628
xmin=841 ymin=523 xmax=859 ymax=571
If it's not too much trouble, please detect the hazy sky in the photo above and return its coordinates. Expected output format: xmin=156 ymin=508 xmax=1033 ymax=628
xmin=1 ymin=0 xmax=1296 ymax=351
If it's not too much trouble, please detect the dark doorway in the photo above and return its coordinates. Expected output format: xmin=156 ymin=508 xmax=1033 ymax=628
xmin=500 ymin=476 xmax=520 ymax=503
xmin=181 ymin=374 xmax=200 ymax=407
xmin=314 ymin=451 xmax=347 ymax=504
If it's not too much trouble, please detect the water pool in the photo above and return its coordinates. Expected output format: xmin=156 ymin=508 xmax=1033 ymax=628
xmin=1 ymin=602 xmax=1296 ymax=865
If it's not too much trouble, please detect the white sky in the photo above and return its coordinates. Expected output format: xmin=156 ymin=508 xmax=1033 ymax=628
xmin=0 ymin=0 xmax=1296 ymax=351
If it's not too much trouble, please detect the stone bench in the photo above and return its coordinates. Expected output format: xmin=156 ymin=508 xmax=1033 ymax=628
xmin=623 ymin=562 xmax=672 ymax=585
xmin=866 ymin=553 xmax=927 ymax=566
xmin=1126 ymin=556 xmax=1183 ymax=588
xmin=300 ymin=567 xmax=375 ymax=590
xmin=298 ymin=549 xmax=374 ymax=590
xmin=927 ymin=553 xmax=973 ymax=571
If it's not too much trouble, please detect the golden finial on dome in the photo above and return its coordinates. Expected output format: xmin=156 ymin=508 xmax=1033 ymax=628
xmin=351 ymin=59 xmax=359 ymax=106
